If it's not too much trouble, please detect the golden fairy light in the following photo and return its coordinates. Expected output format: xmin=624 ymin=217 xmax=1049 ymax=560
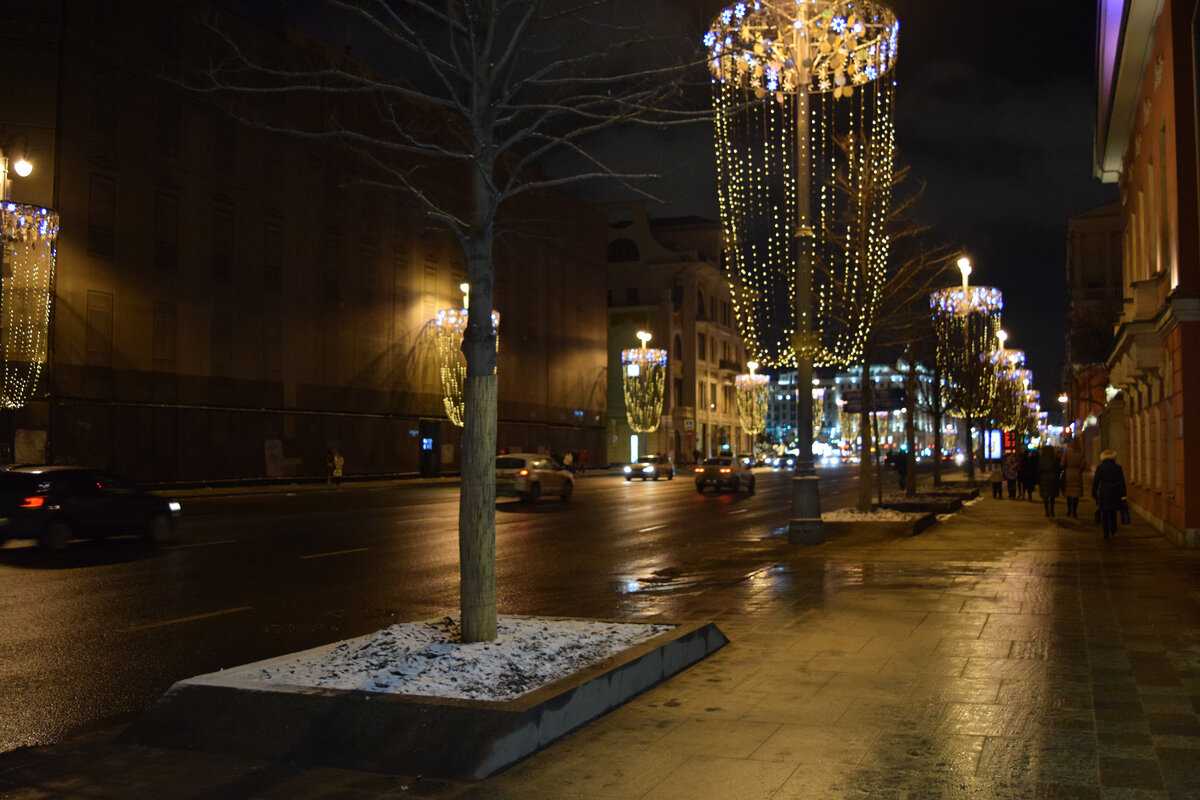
xmin=735 ymin=360 xmax=770 ymax=436
xmin=0 ymin=202 xmax=57 ymax=409
xmin=620 ymin=330 xmax=667 ymax=434
xmin=929 ymin=258 xmax=1003 ymax=421
xmin=707 ymin=0 xmax=900 ymax=369
xmin=434 ymin=282 xmax=498 ymax=427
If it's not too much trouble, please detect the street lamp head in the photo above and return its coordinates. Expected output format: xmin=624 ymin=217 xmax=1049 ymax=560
xmin=957 ymin=257 xmax=972 ymax=288
xmin=635 ymin=330 xmax=652 ymax=348
xmin=996 ymin=329 xmax=1007 ymax=347
xmin=747 ymin=360 xmax=758 ymax=374
xmin=12 ymin=158 xmax=31 ymax=178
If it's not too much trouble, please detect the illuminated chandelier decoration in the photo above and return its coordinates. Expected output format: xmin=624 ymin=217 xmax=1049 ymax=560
xmin=0 ymin=203 xmax=58 ymax=409
xmin=987 ymin=329 xmax=1028 ymax=431
xmin=707 ymin=0 xmax=900 ymax=369
xmin=735 ymin=360 xmax=770 ymax=436
xmin=621 ymin=330 xmax=667 ymax=434
xmin=930 ymin=258 xmax=1002 ymax=421
xmin=434 ymin=283 xmax=498 ymax=427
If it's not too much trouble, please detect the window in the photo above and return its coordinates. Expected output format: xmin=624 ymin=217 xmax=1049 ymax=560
xmin=153 ymin=303 xmax=176 ymax=373
xmin=91 ymin=72 xmax=118 ymax=137
xmin=211 ymin=312 xmax=233 ymax=377
xmin=212 ymin=198 xmax=233 ymax=282
xmin=674 ymin=334 xmax=683 ymax=360
xmin=697 ymin=332 xmax=706 ymax=361
xmin=153 ymin=192 xmax=178 ymax=271
xmin=698 ymin=381 xmax=706 ymax=408
xmin=263 ymin=211 xmax=283 ymax=292
xmin=697 ymin=288 xmax=705 ymax=318
xmin=87 ymin=173 xmax=116 ymax=258
xmin=674 ymin=377 xmax=684 ymax=407
xmin=625 ymin=287 xmax=638 ymax=305
xmin=85 ymin=291 xmax=113 ymax=368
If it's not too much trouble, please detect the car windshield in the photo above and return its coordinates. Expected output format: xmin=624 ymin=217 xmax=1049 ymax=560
xmin=640 ymin=456 xmax=662 ymax=464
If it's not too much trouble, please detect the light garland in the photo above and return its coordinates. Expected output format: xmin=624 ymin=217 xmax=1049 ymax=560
xmin=621 ymin=331 xmax=667 ymax=434
xmin=433 ymin=300 xmax=499 ymax=428
xmin=929 ymin=262 xmax=1003 ymax=421
xmin=708 ymin=0 xmax=900 ymax=370
xmin=735 ymin=360 xmax=770 ymax=436
xmin=0 ymin=203 xmax=58 ymax=409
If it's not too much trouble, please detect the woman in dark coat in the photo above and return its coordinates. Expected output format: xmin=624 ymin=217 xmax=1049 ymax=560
xmin=1019 ymin=447 xmax=1038 ymax=502
xmin=1091 ymin=449 xmax=1127 ymax=539
xmin=1037 ymin=444 xmax=1061 ymax=517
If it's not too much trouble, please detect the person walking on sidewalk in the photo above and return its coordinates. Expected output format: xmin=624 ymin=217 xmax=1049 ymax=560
xmin=1037 ymin=443 xmax=1061 ymax=516
xmin=1061 ymin=437 xmax=1085 ymax=517
xmin=987 ymin=461 xmax=1004 ymax=499
xmin=1020 ymin=446 xmax=1038 ymax=501
xmin=1003 ymin=449 xmax=1020 ymax=498
xmin=1092 ymin=449 xmax=1127 ymax=539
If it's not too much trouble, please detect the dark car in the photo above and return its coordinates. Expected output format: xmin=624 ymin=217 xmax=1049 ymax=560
xmin=623 ymin=455 xmax=675 ymax=481
xmin=0 ymin=466 xmax=181 ymax=551
xmin=693 ymin=457 xmax=756 ymax=494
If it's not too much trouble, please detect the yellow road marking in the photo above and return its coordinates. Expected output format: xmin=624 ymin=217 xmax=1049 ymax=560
xmin=131 ymin=606 xmax=252 ymax=631
xmin=301 ymin=547 xmax=369 ymax=559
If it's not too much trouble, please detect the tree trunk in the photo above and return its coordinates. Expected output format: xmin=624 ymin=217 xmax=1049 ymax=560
xmin=458 ymin=195 xmax=498 ymax=642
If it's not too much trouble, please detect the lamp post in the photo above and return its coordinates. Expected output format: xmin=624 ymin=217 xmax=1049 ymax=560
xmin=930 ymin=257 xmax=1003 ymax=485
xmin=620 ymin=330 xmax=667 ymax=462
xmin=435 ymin=282 xmax=498 ymax=427
xmin=706 ymin=0 xmax=900 ymax=544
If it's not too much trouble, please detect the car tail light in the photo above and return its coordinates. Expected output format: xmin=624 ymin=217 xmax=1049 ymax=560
xmin=518 ymin=469 xmax=529 ymax=476
xmin=719 ymin=468 xmax=731 ymax=473
xmin=693 ymin=467 xmax=704 ymax=474
xmin=19 ymin=496 xmax=45 ymax=509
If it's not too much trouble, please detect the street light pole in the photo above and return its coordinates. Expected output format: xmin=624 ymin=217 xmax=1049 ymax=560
xmin=787 ymin=48 xmax=822 ymax=544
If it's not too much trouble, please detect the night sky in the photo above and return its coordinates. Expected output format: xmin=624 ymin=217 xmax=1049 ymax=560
xmin=572 ymin=0 xmax=1119 ymax=403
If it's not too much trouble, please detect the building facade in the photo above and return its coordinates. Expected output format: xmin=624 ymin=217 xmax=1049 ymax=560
xmin=605 ymin=205 xmax=751 ymax=465
xmin=0 ymin=1 xmax=609 ymax=483
xmin=1095 ymin=0 xmax=1200 ymax=546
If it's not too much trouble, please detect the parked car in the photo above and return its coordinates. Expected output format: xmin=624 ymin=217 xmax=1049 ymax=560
xmin=694 ymin=457 xmax=756 ymax=494
xmin=623 ymin=455 xmax=675 ymax=481
xmin=0 ymin=465 xmax=182 ymax=551
xmin=495 ymin=454 xmax=574 ymax=503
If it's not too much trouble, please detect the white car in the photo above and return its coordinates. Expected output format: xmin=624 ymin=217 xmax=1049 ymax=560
xmin=623 ymin=455 xmax=675 ymax=481
xmin=495 ymin=454 xmax=574 ymax=503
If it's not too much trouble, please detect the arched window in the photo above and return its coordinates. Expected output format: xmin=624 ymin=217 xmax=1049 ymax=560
xmin=607 ymin=238 xmax=639 ymax=263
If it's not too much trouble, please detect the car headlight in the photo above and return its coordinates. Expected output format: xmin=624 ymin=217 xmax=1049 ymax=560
xmin=643 ymin=466 xmax=654 ymax=473
xmin=623 ymin=466 xmax=632 ymax=474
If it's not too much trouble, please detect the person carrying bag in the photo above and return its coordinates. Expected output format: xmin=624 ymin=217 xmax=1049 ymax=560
xmin=1091 ymin=449 xmax=1127 ymax=540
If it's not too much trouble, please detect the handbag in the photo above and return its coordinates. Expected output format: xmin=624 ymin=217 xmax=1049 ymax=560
xmin=1119 ymin=499 xmax=1131 ymax=525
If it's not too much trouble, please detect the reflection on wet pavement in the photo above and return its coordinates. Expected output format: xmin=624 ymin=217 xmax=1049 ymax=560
xmin=490 ymin=489 xmax=1200 ymax=799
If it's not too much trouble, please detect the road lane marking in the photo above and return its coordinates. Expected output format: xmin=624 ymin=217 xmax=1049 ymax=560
xmin=638 ymin=524 xmax=666 ymax=532
xmin=162 ymin=539 xmax=237 ymax=550
xmin=131 ymin=606 xmax=252 ymax=631
xmin=728 ymin=509 xmax=748 ymax=514
xmin=301 ymin=547 xmax=369 ymax=559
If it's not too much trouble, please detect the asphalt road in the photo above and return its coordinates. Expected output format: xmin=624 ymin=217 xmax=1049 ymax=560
xmin=0 ymin=462 xmax=882 ymax=754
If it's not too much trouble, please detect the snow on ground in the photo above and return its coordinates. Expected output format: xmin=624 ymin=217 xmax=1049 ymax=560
xmin=822 ymin=507 xmax=922 ymax=522
xmin=246 ymin=616 xmax=675 ymax=702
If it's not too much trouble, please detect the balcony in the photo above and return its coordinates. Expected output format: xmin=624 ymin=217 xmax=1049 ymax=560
xmin=717 ymin=359 xmax=742 ymax=373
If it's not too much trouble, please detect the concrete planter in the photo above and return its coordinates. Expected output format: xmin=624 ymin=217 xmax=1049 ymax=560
xmin=822 ymin=510 xmax=938 ymax=537
xmin=122 ymin=619 xmax=727 ymax=781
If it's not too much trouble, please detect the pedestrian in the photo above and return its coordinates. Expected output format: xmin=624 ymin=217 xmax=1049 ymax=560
xmin=1003 ymin=449 xmax=1020 ymax=498
xmin=325 ymin=448 xmax=335 ymax=484
xmin=332 ymin=449 xmax=344 ymax=486
xmin=562 ymin=450 xmax=574 ymax=472
xmin=1037 ymin=444 xmax=1061 ymax=516
xmin=1020 ymin=446 xmax=1038 ymax=501
xmin=895 ymin=450 xmax=908 ymax=490
xmin=1061 ymin=437 xmax=1085 ymax=518
xmin=1091 ymin=449 xmax=1127 ymax=539
xmin=987 ymin=460 xmax=1004 ymax=499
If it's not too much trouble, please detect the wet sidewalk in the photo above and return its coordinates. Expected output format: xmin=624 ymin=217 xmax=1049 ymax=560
xmin=2 ymin=489 xmax=1200 ymax=799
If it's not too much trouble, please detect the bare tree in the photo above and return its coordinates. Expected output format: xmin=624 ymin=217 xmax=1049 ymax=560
xmin=193 ymin=0 xmax=704 ymax=641
xmin=819 ymin=134 xmax=957 ymax=511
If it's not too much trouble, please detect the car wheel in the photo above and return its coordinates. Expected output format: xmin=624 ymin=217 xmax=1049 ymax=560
xmin=625 ymin=475 xmax=632 ymax=482
xmin=41 ymin=520 xmax=72 ymax=552
xmin=668 ymin=471 xmax=674 ymax=480
xmin=560 ymin=481 xmax=573 ymax=502
xmin=144 ymin=513 xmax=172 ymax=543
xmin=527 ymin=483 xmax=542 ymax=504
xmin=695 ymin=485 xmax=705 ymax=494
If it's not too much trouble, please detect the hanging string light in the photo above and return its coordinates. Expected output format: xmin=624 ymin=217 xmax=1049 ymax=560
xmin=707 ymin=0 xmax=900 ymax=370
xmin=987 ymin=329 xmax=1029 ymax=432
xmin=621 ymin=330 xmax=667 ymax=434
xmin=930 ymin=257 xmax=1003 ymax=421
xmin=434 ymin=282 xmax=498 ymax=427
xmin=735 ymin=360 xmax=770 ymax=437
xmin=0 ymin=202 xmax=58 ymax=409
